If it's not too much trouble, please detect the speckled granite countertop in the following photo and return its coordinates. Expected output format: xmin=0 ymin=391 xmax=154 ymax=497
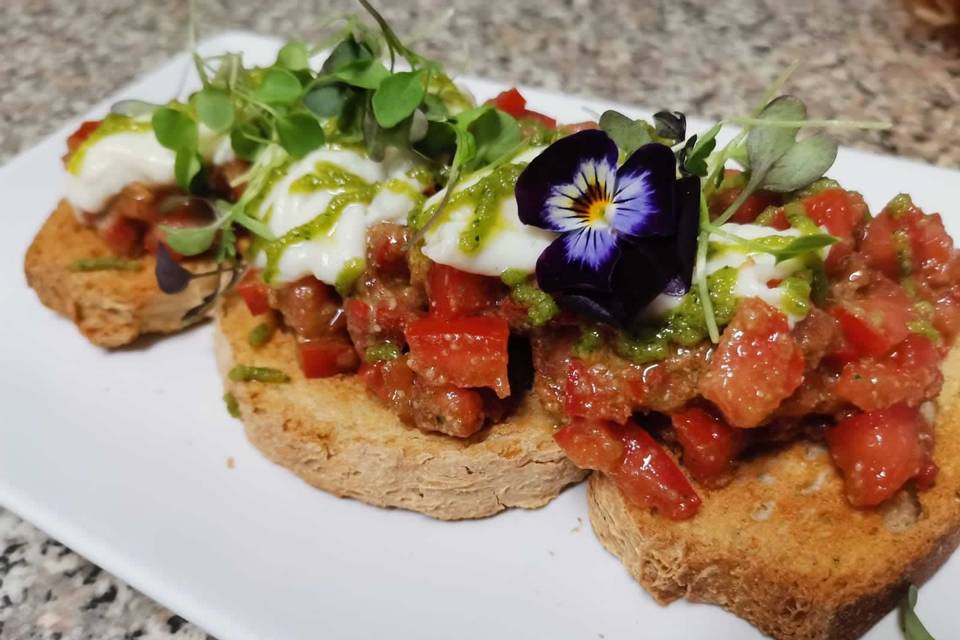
xmin=1 ymin=0 xmax=957 ymax=638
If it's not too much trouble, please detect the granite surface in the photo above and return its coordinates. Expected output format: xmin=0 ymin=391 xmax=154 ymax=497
xmin=1 ymin=0 xmax=958 ymax=638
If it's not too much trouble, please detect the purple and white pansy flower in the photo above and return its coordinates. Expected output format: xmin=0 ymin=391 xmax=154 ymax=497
xmin=516 ymin=129 xmax=700 ymax=325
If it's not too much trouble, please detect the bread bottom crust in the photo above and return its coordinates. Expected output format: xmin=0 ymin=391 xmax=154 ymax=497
xmin=587 ymin=346 xmax=960 ymax=640
xmin=24 ymin=201 xmax=219 ymax=347
xmin=215 ymin=293 xmax=588 ymax=520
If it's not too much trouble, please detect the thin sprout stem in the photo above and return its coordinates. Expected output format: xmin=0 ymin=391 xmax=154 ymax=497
xmin=725 ymin=117 xmax=891 ymax=130
xmin=754 ymin=60 xmax=800 ymax=115
xmin=695 ymin=191 xmax=720 ymax=344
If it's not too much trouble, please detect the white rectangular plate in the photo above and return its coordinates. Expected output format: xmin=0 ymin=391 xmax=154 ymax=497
xmin=3 ymin=32 xmax=959 ymax=640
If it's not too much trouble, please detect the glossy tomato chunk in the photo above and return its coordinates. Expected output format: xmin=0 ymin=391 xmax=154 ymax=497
xmin=825 ymin=404 xmax=924 ymax=507
xmin=426 ymin=263 xmax=500 ymax=319
xmin=554 ymin=418 xmax=624 ymax=470
xmin=831 ymin=295 xmax=914 ymax=359
xmin=553 ymin=418 xmax=701 ymax=520
xmin=836 ymin=334 xmax=943 ymax=411
xmin=671 ymin=408 xmax=744 ymax=488
xmin=700 ymin=299 xmax=805 ymax=428
xmin=235 ymin=270 xmax=271 ymax=316
xmin=802 ymin=188 xmax=865 ymax=241
xmin=405 ymin=316 xmax=511 ymax=397
xmin=490 ymin=88 xmax=527 ymax=118
xmin=617 ymin=422 xmax=702 ymax=520
xmin=563 ymin=359 xmax=639 ymax=424
xmin=101 ymin=215 xmax=144 ymax=257
xmin=297 ymin=338 xmax=359 ymax=378
xmin=411 ymin=385 xmax=486 ymax=437
xmin=275 ymin=277 xmax=342 ymax=340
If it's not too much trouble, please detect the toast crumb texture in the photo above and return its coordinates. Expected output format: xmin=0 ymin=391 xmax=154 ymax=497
xmin=24 ymin=201 xmax=218 ymax=347
xmin=587 ymin=346 xmax=960 ymax=640
xmin=215 ymin=293 xmax=587 ymax=520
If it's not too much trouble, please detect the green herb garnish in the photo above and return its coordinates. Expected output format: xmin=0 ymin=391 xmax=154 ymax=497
xmin=364 ymin=342 xmax=402 ymax=363
xmin=247 ymin=322 xmax=274 ymax=348
xmin=68 ymin=257 xmax=142 ymax=272
xmin=223 ymin=392 xmax=241 ymax=418
xmin=901 ymin=585 xmax=936 ymax=640
xmin=228 ymin=365 xmax=290 ymax=383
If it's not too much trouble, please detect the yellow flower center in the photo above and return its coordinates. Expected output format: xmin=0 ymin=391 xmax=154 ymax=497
xmin=586 ymin=198 xmax=613 ymax=226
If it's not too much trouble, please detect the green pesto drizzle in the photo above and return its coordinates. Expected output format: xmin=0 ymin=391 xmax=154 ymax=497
xmin=68 ymin=257 xmax=142 ymax=272
xmin=413 ymin=163 xmax=525 ymax=252
xmin=335 ymin=257 xmax=365 ymax=297
xmin=67 ymin=114 xmax=152 ymax=175
xmin=289 ymin=161 xmax=369 ymax=193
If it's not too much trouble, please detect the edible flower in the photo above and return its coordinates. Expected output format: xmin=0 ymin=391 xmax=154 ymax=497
xmin=515 ymin=129 xmax=699 ymax=325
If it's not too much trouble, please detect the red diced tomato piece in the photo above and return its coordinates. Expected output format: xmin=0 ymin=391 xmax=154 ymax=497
xmin=563 ymin=359 xmax=635 ymax=424
xmin=101 ymin=215 xmax=143 ymax=257
xmin=554 ymin=418 xmax=625 ymax=471
xmin=553 ymin=418 xmax=701 ymax=520
xmin=831 ymin=296 xmax=914 ymax=358
xmin=616 ymin=422 xmax=702 ymax=520
xmin=367 ymin=222 xmax=409 ymax=276
xmin=825 ymin=404 xmax=924 ymax=507
xmin=360 ymin=357 xmax=416 ymax=420
xmin=700 ymin=299 xmax=805 ymax=428
xmin=275 ymin=277 xmax=341 ymax=340
xmin=235 ymin=270 xmax=271 ymax=316
xmin=405 ymin=316 xmax=511 ymax=397
xmin=861 ymin=207 xmax=956 ymax=283
xmin=66 ymin=120 xmax=101 ymax=154
xmin=836 ymin=334 xmax=943 ymax=411
xmin=412 ymin=385 xmax=485 ymax=437
xmin=802 ymin=189 xmax=865 ymax=241
xmin=489 ymin=88 xmax=527 ymax=118
xmin=426 ymin=263 xmax=500 ymax=319
xmin=297 ymin=338 xmax=359 ymax=378
xmin=561 ymin=121 xmax=599 ymax=133
xmin=671 ymin=408 xmax=744 ymax=488
xmin=522 ymin=110 xmax=557 ymax=129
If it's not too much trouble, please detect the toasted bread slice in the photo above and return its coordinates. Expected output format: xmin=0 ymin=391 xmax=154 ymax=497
xmin=214 ymin=293 xmax=587 ymax=520
xmin=587 ymin=346 xmax=960 ymax=640
xmin=25 ymin=201 xmax=220 ymax=347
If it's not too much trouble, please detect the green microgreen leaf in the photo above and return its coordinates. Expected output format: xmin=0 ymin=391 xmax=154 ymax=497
xmin=276 ymin=111 xmax=326 ymax=158
xmin=334 ymin=58 xmax=390 ymax=89
xmin=680 ymin=123 xmax=722 ymax=177
xmin=304 ymin=85 xmax=347 ymax=118
xmin=372 ymin=70 xmax=427 ymax=128
xmin=464 ymin=107 xmax=522 ymax=171
xmin=746 ymin=95 xmax=806 ymax=174
xmin=901 ymin=585 xmax=936 ymax=640
xmin=162 ymin=223 xmax=217 ymax=256
xmin=193 ymin=88 xmax=235 ymax=131
xmin=152 ymin=107 xmax=198 ymax=150
xmin=110 ymin=99 xmax=158 ymax=118
xmin=653 ymin=110 xmax=686 ymax=141
xmin=321 ymin=36 xmax=373 ymax=73
xmin=769 ymin=233 xmax=838 ymax=263
xmin=761 ymin=134 xmax=838 ymax=192
xmin=599 ymin=110 xmax=653 ymax=156
xmin=276 ymin=40 xmax=310 ymax=71
xmin=254 ymin=67 xmax=303 ymax=104
xmin=230 ymin=124 xmax=264 ymax=161
xmin=174 ymin=147 xmax=202 ymax=191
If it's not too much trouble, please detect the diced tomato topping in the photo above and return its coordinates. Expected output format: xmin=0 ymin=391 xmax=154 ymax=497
xmin=861 ymin=206 xmax=956 ymax=284
xmin=274 ymin=277 xmax=343 ymax=340
xmin=825 ymin=404 xmax=925 ymax=507
xmin=360 ymin=358 xmax=417 ymax=420
xmin=618 ymin=424 xmax=702 ymax=519
xmin=297 ymin=339 xmax=359 ymax=378
xmin=671 ymin=408 xmax=744 ymax=488
xmin=831 ymin=295 xmax=914 ymax=358
xmin=700 ymin=299 xmax=805 ymax=428
xmin=554 ymin=418 xmax=701 ymax=520
xmin=522 ymin=110 xmax=557 ymax=129
xmin=367 ymin=222 xmax=409 ymax=277
xmin=802 ymin=189 xmax=864 ymax=241
xmin=554 ymin=418 xmax=625 ymax=470
xmin=412 ymin=385 xmax=486 ymax=437
xmin=563 ymin=359 xmax=637 ymax=424
xmin=561 ymin=121 xmax=600 ymax=133
xmin=101 ymin=215 xmax=143 ymax=257
xmin=426 ymin=263 xmax=500 ymax=319
xmin=836 ymin=334 xmax=943 ymax=411
xmin=488 ymin=87 xmax=557 ymax=129
xmin=710 ymin=187 xmax=778 ymax=225
xmin=405 ymin=316 xmax=511 ymax=397
xmin=66 ymin=120 xmax=101 ymax=154
xmin=490 ymin=88 xmax=527 ymax=118
xmin=235 ymin=270 xmax=271 ymax=316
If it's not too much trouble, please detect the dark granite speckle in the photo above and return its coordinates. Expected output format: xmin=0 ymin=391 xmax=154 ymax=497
xmin=1 ymin=1 xmax=957 ymax=638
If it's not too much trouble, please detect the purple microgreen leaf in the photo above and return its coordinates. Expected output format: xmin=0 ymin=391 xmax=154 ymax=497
xmin=155 ymin=244 xmax=193 ymax=294
xmin=653 ymin=110 xmax=686 ymax=142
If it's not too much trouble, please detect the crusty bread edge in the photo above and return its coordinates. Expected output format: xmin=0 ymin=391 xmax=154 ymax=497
xmin=214 ymin=294 xmax=587 ymax=520
xmin=24 ymin=201 xmax=219 ymax=347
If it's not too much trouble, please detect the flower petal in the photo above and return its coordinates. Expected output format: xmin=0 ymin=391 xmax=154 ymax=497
xmin=659 ymin=175 xmax=701 ymax=296
xmin=536 ymin=231 xmax=620 ymax=294
xmin=610 ymin=143 xmax=677 ymax=238
xmin=516 ymin=129 xmax=619 ymax=232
